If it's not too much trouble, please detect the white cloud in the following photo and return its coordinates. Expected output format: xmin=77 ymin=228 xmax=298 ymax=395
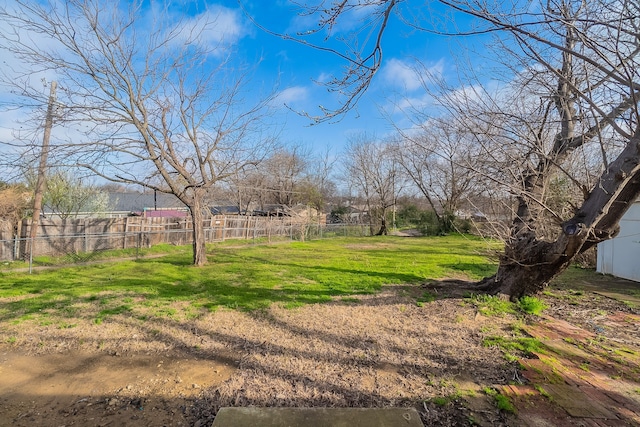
xmin=381 ymin=58 xmax=444 ymax=92
xmin=169 ymin=6 xmax=247 ymax=51
xmin=315 ymin=72 xmax=332 ymax=84
xmin=272 ymin=86 xmax=309 ymax=106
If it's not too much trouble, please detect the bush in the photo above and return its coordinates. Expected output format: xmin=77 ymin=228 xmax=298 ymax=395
xmin=397 ymin=205 xmax=472 ymax=236
xmin=417 ymin=210 xmax=441 ymax=235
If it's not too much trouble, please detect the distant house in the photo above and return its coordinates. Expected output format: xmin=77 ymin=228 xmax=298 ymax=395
xmin=108 ymin=192 xmax=180 ymax=211
xmin=328 ymin=205 xmax=367 ymax=224
xmin=597 ymin=199 xmax=640 ymax=283
xmin=108 ymin=192 xmax=188 ymax=218
xmin=252 ymin=204 xmax=290 ymax=217
xmin=142 ymin=208 xmax=188 ymax=218
xmin=210 ymin=205 xmax=243 ymax=215
xmin=288 ymin=204 xmax=325 ymax=223
xmin=43 ymin=191 xmax=187 ymax=219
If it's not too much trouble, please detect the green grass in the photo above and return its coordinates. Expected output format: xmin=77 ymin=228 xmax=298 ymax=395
xmin=431 ymin=396 xmax=450 ymax=406
xmin=467 ymin=294 xmax=516 ymax=316
xmin=416 ymin=290 xmax=437 ymax=307
xmin=483 ymin=335 xmax=546 ymax=361
xmin=518 ymin=296 xmax=548 ymax=315
xmin=494 ymin=393 xmax=516 ymax=413
xmin=6 ymin=243 xmax=191 ymax=269
xmin=483 ymin=387 xmax=516 ymax=413
xmin=0 ymin=234 xmax=499 ymax=323
xmin=467 ymin=294 xmax=548 ymax=317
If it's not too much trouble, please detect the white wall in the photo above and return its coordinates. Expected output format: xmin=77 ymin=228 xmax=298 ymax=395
xmin=597 ymin=201 xmax=640 ymax=282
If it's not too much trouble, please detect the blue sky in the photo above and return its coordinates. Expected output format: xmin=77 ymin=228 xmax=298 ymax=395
xmin=0 ymin=0 xmax=492 ymax=168
xmin=182 ymin=0 xmax=475 ymax=154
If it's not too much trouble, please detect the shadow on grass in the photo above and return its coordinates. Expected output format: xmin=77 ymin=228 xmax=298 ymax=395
xmin=243 ymin=254 xmax=427 ymax=285
xmin=0 ymin=234 xmax=500 ymax=324
xmin=0 ymin=264 xmax=424 ymax=324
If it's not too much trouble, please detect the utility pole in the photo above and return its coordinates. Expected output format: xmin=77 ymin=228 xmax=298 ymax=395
xmin=28 ymin=81 xmax=57 ymax=273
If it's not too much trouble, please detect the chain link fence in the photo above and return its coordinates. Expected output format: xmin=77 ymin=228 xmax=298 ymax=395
xmin=1 ymin=216 xmax=370 ymax=269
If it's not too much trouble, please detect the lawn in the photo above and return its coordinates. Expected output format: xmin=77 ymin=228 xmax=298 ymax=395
xmin=2 ymin=234 xmax=639 ymax=427
xmin=0 ymin=234 xmax=499 ymax=324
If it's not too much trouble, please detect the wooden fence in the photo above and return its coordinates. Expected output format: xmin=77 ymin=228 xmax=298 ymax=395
xmin=0 ymin=215 xmax=318 ymax=261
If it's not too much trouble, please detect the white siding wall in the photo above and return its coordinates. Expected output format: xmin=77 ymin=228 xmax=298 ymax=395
xmin=597 ymin=201 xmax=640 ymax=282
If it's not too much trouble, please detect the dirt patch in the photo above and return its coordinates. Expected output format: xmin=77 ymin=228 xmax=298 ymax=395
xmin=1 ymin=275 xmax=639 ymax=427
xmin=0 ymin=286 xmax=515 ymax=426
xmin=0 ymin=351 xmax=234 ymax=427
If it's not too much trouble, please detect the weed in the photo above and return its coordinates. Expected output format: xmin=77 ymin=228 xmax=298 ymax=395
xmin=503 ymin=353 xmax=519 ymax=363
xmin=579 ymin=362 xmax=590 ymax=372
xmin=98 ymin=305 xmax=131 ymax=318
xmin=483 ymin=336 xmax=546 ymax=358
xmin=510 ymin=321 xmax=526 ymax=334
xmin=623 ymin=300 xmax=638 ymax=309
xmin=518 ymin=296 xmax=548 ymax=315
xmin=479 ymin=325 xmax=494 ymax=334
xmin=154 ymin=307 xmax=177 ymax=318
xmin=483 ymin=386 xmax=497 ymax=396
xmin=57 ymin=322 xmax=77 ymax=329
xmin=432 ymin=397 xmax=449 ymax=406
xmin=483 ymin=387 xmax=516 ymax=413
xmin=494 ymin=393 xmax=516 ymax=413
xmin=417 ymin=291 xmax=436 ymax=305
xmin=535 ymin=385 xmax=552 ymax=400
xmin=467 ymin=294 xmax=515 ymax=316
xmin=6 ymin=336 xmax=16 ymax=344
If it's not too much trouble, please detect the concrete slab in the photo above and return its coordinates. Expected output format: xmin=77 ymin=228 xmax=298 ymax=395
xmin=211 ymin=407 xmax=424 ymax=427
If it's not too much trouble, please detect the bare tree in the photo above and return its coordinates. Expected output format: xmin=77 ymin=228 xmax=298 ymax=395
xmin=0 ymin=0 xmax=276 ymax=265
xmin=286 ymin=0 xmax=640 ymax=298
xmin=262 ymin=146 xmax=310 ymax=208
xmin=343 ymin=134 xmax=400 ymax=235
xmin=393 ymin=121 xmax=480 ymax=231
xmin=298 ymin=148 xmax=338 ymax=212
xmin=223 ymin=166 xmax=267 ymax=215
xmin=442 ymin=1 xmax=640 ymax=298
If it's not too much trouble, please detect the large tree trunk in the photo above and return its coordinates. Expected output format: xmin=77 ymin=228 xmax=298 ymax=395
xmin=481 ymin=131 xmax=640 ymax=300
xmin=375 ymin=216 xmax=388 ymax=235
xmin=189 ymin=191 xmax=208 ymax=267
